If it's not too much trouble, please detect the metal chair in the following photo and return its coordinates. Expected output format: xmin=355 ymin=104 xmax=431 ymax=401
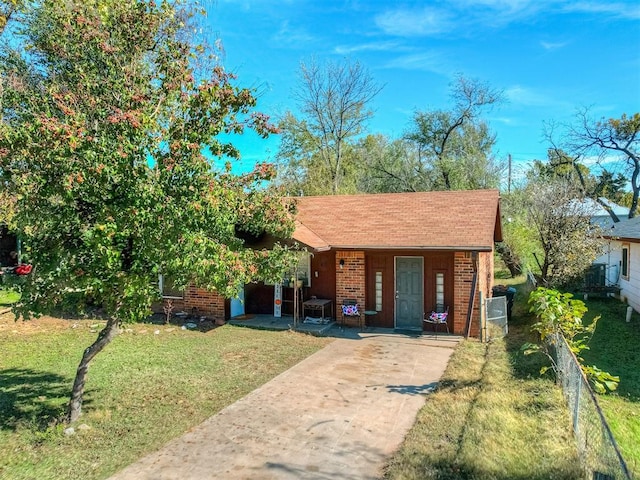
xmin=340 ymin=299 xmax=364 ymax=330
xmin=424 ymin=304 xmax=449 ymax=337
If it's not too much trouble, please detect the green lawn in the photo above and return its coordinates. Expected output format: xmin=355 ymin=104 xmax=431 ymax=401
xmin=0 ymin=288 xmax=20 ymax=306
xmin=580 ymin=297 xmax=640 ymax=478
xmin=0 ymin=314 xmax=332 ymax=480
xmin=383 ymin=275 xmax=582 ymax=480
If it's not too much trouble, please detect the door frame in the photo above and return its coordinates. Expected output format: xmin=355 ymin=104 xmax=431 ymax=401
xmin=394 ymin=256 xmax=424 ymax=330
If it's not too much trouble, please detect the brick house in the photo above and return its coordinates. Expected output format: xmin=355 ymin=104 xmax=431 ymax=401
xmin=155 ymin=190 xmax=502 ymax=337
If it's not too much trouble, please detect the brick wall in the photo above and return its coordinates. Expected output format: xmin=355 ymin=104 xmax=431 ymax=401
xmin=152 ymin=285 xmax=226 ymax=321
xmin=336 ymin=251 xmax=365 ymax=327
xmin=478 ymin=250 xmax=496 ymax=341
xmin=453 ymin=252 xmax=479 ymax=337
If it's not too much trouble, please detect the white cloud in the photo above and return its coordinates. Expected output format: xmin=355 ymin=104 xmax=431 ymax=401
xmin=540 ymin=40 xmax=568 ymax=50
xmin=382 ymin=52 xmax=453 ymax=76
xmin=333 ymin=41 xmax=404 ymax=55
xmin=374 ymin=1 xmax=639 ymax=39
xmin=505 ymin=85 xmax=553 ymax=107
xmin=491 ymin=116 xmax=516 ymax=125
xmin=562 ymin=2 xmax=640 ymax=20
xmin=272 ymin=20 xmax=316 ymax=47
xmin=375 ymin=7 xmax=453 ymax=37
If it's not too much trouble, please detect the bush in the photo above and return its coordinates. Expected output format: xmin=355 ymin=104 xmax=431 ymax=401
xmin=522 ymin=287 xmax=619 ymax=393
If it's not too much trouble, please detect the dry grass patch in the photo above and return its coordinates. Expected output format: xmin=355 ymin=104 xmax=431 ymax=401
xmin=384 ymin=321 xmax=582 ymax=479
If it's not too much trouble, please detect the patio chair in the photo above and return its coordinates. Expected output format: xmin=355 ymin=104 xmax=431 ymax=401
xmin=340 ymin=299 xmax=364 ymax=330
xmin=424 ymin=304 xmax=449 ymax=337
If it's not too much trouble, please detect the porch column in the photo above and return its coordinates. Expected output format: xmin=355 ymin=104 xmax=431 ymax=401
xmin=454 ymin=252 xmax=481 ymax=337
xmin=336 ymin=251 xmax=366 ymax=324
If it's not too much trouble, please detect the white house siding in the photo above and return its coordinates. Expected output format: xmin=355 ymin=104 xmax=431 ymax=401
xmin=599 ymin=239 xmax=640 ymax=312
xmin=620 ymin=242 xmax=640 ymax=312
xmin=594 ymin=240 xmax=623 ymax=287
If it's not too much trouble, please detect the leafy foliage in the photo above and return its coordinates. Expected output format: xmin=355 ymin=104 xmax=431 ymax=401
xmin=522 ymin=176 xmax=604 ymax=287
xmin=545 ymin=110 xmax=640 ymax=219
xmin=364 ymin=75 xmax=504 ymax=193
xmin=523 ymin=287 xmax=619 ymax=394
xmin=0 ymin=0 xmax=295 ymax=421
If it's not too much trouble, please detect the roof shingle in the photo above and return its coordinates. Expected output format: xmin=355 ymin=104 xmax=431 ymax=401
xmin=291 ymin=190 xmax=501 ymax=251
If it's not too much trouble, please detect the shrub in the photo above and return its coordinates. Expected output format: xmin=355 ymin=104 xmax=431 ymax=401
xmin=522 ymin=287 xmax=619 ymax=393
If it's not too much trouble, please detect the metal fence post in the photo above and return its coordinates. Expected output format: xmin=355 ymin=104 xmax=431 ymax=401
xmin=550 ymin=333 xmax=632 ymax=480
xmin=573 ymin=366 xmax=581 ymax=437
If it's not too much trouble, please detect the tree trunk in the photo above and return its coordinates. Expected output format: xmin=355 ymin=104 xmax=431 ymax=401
xmin=65 ymin=316 xmax=120 ymax=423
xmin=626 ymin=158 xmax=640 ymax=219
xmin=496 ymin=242 xmax=522 ymax=277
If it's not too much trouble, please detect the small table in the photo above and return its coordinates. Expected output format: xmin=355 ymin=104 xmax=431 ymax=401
xmin=302 ymin=299 xmax=333 ymax=320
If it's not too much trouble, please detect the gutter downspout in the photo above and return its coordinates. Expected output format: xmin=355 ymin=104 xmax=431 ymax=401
xmin=465 ymin=251 xmax=479 ymax=339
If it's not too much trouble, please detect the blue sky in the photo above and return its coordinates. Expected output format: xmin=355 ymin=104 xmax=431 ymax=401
xmin=204 ymin=0 xmax=640 ymax=178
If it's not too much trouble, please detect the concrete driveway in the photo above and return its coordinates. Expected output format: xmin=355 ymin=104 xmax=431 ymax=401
xmin=109 ymin=331 xmax=459 ymax=480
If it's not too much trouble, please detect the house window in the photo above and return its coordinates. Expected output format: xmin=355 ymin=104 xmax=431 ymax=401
xmin=375 ymin=271 xmax=382 ymax=311
xmin=159 ymin=275 xmax=184 ymax=299
xmin=622 ymin=244 xmax=630 ymax=280
xmin=286 ymin=251 xmax=312 ymax=287
xmin=435 ymin=272 xmax=445 ymax=306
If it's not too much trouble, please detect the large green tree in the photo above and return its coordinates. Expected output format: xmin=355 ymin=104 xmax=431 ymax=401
xmin=276 ymin=59 xmax=382 ymax=195
xmin=545 ymin=110 xmax=640 ymax=219
xmin=524 ymin=177 xmax=603 ymax=287
xmin=0 ymin=0 xmax=294 ymax=423
xmin=369 ymin=75 xmax=504 ymax=192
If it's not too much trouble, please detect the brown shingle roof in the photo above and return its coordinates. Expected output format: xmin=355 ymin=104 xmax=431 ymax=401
xmin=292 ymin=190 xmax=502 ymax=251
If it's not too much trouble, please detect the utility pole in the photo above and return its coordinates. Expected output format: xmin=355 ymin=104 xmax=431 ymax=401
xmin=508 ymin=153 xmax=512 ymax=194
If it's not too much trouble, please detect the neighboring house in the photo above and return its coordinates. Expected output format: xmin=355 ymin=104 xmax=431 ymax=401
xmin=595 ymin=216 xmax=640 ymax=312
xmin=588 ymin=198 xmax=630 ymax=228
xmin=155 ymin=190 xmax=503 ymax=337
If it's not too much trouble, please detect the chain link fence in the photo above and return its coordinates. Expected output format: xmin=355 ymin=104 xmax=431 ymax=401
xmin=550 ymin=332 xmax=632 ymax=480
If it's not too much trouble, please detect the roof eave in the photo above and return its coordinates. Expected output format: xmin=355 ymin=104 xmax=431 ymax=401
xmin=602 ymin=234 xmax=640 ymax=243
xmin=311 ymin=244 xmax=495 ymax=252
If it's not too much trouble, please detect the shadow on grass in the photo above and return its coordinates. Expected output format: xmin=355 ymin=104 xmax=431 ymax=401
xmin=580 ymin=297 xmax=640 ymax=402
xmin=143 ymin=312 xmax=220 ymax=333
xmin=0 ymin=368 xmax=75 ymax=431
xmin=495 ymin=277 xmax=556 ymax=382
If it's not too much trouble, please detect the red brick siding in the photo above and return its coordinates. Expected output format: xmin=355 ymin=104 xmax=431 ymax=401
xmin=336 ymin=251 xmax=366 ymax=327
xmin=454 ymin=252 xmax=478 ymax=336
xmin=152 ymin=285 xmax=226 ymax=321
xmin=478 ymin=249 xmax=496 ymax=340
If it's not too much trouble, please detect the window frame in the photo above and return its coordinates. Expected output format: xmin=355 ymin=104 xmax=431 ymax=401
xmin=375 ymin=271 xmax=383 ymax=312
xmin=159 ymin=274 xmax=185 ymax=300
xmin=622 ymin=243 xmax=630 ymax=280
xmin=435 ymin=272 xmax=445 ymax=306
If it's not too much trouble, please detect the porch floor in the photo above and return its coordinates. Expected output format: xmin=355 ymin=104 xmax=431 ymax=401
xmin=228 ymin=314 xmax=335 ymax=335
xmin=228 ymin=313 xmax=460 ymax=341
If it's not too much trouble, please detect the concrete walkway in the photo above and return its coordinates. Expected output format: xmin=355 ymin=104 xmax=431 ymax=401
xmin=109 ymin=332 xmax=459 ymax=480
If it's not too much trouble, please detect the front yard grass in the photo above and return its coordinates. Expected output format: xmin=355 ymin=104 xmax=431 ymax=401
xmin=383 ymin=275 xmax=582 ymax=480
xmin=0 ymin=313 xmax=331 ymax=480
xmin=581 ymin=297 xmax=640 ymax=477
xmin=0 ymin=288 xmax=20 ymax=306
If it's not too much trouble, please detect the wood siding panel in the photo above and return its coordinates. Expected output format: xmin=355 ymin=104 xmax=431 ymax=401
xmin=366 ymin=251 xmax=454 ymax=329
xmin=243 ymin=251 xmax=337 ymax=317
xmin=310 ymin=250 xmax=336 ymax=301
